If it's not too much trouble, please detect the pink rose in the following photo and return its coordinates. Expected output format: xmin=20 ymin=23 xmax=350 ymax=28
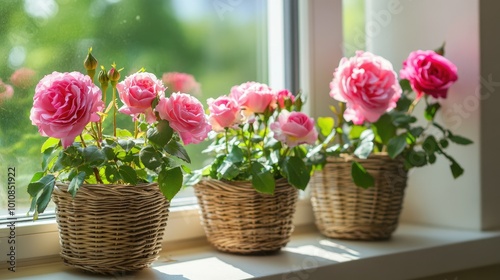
xmin=155 ymin=92 xmax=210 ymax=145
xmin=270 ymin=110 xmax=318 ymax=147
xmin=10 ymin=68 xmax=36 ymax=89
xmin=117 ymin=72 xmax=165 ymax=123
xmin=162 ymin=72 xmax=201 ymax=96
xmin=30 ymin=71 xmax=103 ymax=148
xmin=400 ymin=50 xmax=458 ymax=99
xmin=330 ymin=51 xmax=401 ymax=125
xmin=207 ymin=96 xmax=242 ymax=132
xmin=0 ymin=79 xmax=14 ymax=105
xmin=230 ymin=82 xmax=276 ymax=116
xmin=277 ymin=89 xmax=295 ymax=109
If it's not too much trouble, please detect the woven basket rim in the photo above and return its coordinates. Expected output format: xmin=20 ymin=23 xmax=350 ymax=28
xmin=55 ymin=182 xmax=158 ymax=188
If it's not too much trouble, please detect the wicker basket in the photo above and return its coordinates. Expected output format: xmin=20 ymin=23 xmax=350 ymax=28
xmin=194 ymin=178 xmax=298 ymax=254
xmin=310 ymin=154 xmax=407 ymax=240
xmin=52 ymin=183 xmax=170 ymax=274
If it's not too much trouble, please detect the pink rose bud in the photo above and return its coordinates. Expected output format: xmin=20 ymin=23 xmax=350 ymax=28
xmin=229 ymin=81 xmax=276 ymax=116
xmin=10 ymin=68 xmax=36 ymax=89
xmin=400 ymin=50 xmax=458 ymax=99
xmin=117 ymin=72 xmax=165 ymax=123
xmin=270 ymin=110 xmax=318 ymax=148
xmin=277 ymin=89 xmax=295 ymax=109
xmin=162 ymin=72 xmax=201 ymax=97
xmin=30 ymin=71 xmax=104 ymax=148
xmin=0 ymin=79 xmax=14 ymax=104
xmin=329 ymin=51 xmax=402 ymax=125
xmin=155 ymin=92 xmax=211 ymax=145
xmin=207 ymin=96 xmax=242 ymax=132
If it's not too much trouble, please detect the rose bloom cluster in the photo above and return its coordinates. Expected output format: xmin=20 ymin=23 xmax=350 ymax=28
xmin=30 ymin=71 xmax=211 ymax=147
xmin=207 ymin=81 xmax=317 ymax=148
xmin=329 ymin=49 xmax=458 ymax=124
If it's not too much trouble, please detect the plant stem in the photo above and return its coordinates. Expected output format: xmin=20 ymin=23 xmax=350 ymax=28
xmin=134 ymin=119 xmax=139 ymax=139
xmin=225 ymin=128 xmax=229 ymax=153
xmin=407 ymin=97 xmax=422 ymax=115
xmin=112 ymin=86 xmax=117 ymax=137
xmin=337 ymin=102 xmax=345 ymax=146
xmin=93 ymin=167 xmax=103 ymax=184
xmin=79 ymin=134 xmax=87 ymax=148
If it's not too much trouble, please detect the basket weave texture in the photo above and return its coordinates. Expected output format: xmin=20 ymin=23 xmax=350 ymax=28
xmin=52 ymin=183 xmax=170 ymax=274
xmin=194 ymin=178 xmax=298 ymax=254
xmin=310 ymin=154 xmax=407 ymax=240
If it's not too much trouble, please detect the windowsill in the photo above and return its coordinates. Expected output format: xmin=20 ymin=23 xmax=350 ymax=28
xmin=4 ymin=223 xmax=500 ymax=280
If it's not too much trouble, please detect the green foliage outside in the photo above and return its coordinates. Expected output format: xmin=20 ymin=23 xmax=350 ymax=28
xmin=0 ymin=0 xmax=266 ymax=216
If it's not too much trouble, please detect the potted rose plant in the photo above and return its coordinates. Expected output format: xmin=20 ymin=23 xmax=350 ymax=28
xmin=186 ymin=82 xmax=318 ymax=254
xmin=309 ymin=45 xmax=472 ymax=240
xmin=27 ymin=49 xmax=210 ymax=274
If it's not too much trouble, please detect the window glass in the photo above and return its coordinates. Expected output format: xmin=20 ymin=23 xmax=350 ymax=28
xmin=0 ymin=0 xmax=268 ymax=219
xmin=342 ymin=0 xmax=365 ymax=56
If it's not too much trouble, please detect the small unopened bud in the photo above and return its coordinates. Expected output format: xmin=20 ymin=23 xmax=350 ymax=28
xmin=98 ymin=66 xmax=109 ymax=86
xmin=84 ymin=48 xmax=98 ymax=82
xmin=98 ymin=66 xmax=109 ymax=98
xmin=108 ymin=63 xmax=121 ymax=88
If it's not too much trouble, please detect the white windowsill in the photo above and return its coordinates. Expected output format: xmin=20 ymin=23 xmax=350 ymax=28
xmin=3 ymin=223 xmax=500 ymax=280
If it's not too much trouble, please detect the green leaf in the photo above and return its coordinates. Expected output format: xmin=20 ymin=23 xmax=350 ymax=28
xmin=372 ymin=114 xmax=396 ymax=145
xmin=360 ymin=129 xmax=375 ymax=143
xmin=448 ymin=134 xmax=473 ymax=145
xmin=450 ymin=159 xmax=464 ymax=178
xmin=36 ymin=182 xmax=54 ymax=214
xmin=105 ymin=165 xmax=120 ymax=183
xmin=351 ymin=161 xmax=374 ymax=188
xmin=407 ymin=150 xmax=427 ymax=167
xmin=116 ymin=128 xmax=133 ymax=138
xmin=27 ymin=174 xmax=55 ymax=197
xmin=428 ymin=153 xmax=437 ymax=164
xmin=250 ymin=162 xmax=275 ymax=194
xmin=410 ymin=127 xmax=425 ymax=138
xmin=118 ymin=139 xmax=135 ymax=152
xmin=387 ymin=134 xmax=407 ymax=159
xmin=282 ymin=156 xmax=310 ymax=190
xmin=159 ymin=166 xmax=183 ymax=200
xmin=391 ymin=113 xmax=417 ymax=126
xmin=118 ymin=165 xmax=137 ymax=185
xmin=68 ymin=172 xmax=86 ymax=198
xmin=354 ymin=141 xmax=374 ymax=159
xmin=147 ymin=120 xmax=173 ymax=148
xmin=102 ymin=146 xmax=115 ymax=160
xmin=434 ymin=42 xmax=446 ymax=56
xmin=425 ymin=103 xmax=441 ymax=121
xmin=54 ymin=146 xmax=82 ymax=169
xmin=439 ymin=139 xmax=449 ymax=148
xmin=83 ymin=146 xmax=106 ymax=167
xmin=348 ymin=125 xmax=366 ymax=139
xmin=317 ymin=117 xmax=335 ymax=137
xmin=216 ymin=160 xmax=240 ymax=180
xmin=165 ymin=139 xmax=191 ymax=163
xmin=399 ymin=79 xmax=413 ymax=92
xmin=140 ymin=146 xmax=163 ymax=170
xmin=41 ymin=137 xmax=60 ymax=153
xmin=30 ymin=171 xmax=45 ymax=183
xmin=423 ymin=135 xmax=439 ymax=155
xmin=396 ymin=92 xmax=412 ymax=111
xmin=226 ymin=146 xmax=244 ymax=163
xmin=42 ymin=147 xmax=57 ymax=171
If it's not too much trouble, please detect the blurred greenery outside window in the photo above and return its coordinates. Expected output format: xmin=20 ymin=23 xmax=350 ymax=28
xmin=0 ymin=0 xmax=268 ymax=220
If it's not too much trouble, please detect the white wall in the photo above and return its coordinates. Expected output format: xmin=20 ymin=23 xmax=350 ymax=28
xmin=365 ymin=0 xmax=481 ymax=229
